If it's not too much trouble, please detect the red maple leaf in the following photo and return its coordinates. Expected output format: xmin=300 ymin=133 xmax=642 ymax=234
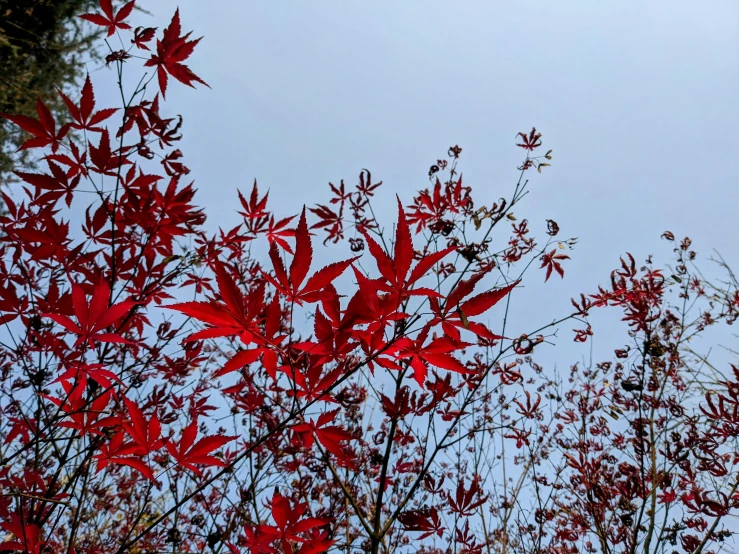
xmin=167 ymin=262 xmax=265 ymax=347
xmin=94 ymin=397 xmax=164 ymax=481
xmin=15 ymin=160 xmax=80 ymax=208
xmin=237 ymin=180 xmax=270 ymax=224
xmin=263 ymin=207 xmax=357 ymax=305
xmin=42 ymin=279 xmax=138 ymax=348
xmin=122 ymin=397 xmax=165 ymax=456
xmin=41 ymin=381 xmax=118 ymax=436
xmin=89 ymin=129 xmax=129 ymax=175
xmin=164 ymin=417 xmax=237 ymax=474
xmin=0 ymin=514 xmax=43 ymax=554
xmin=94 ymin=431 xmax=156 ymax=481
xmin=446 ymin=478 xmax=488 ymax=516
xmin=0 ymin=281 xmax=27 ymax=326
xmin=265 ymin=215 xmax=297 ymax=253
xmin=429 ymin=274 xmax=518 ymax=342
xmin=540 ymin=248 xmax=570 ymax=281
xmin=398 ymin=506 xmax=445 ymax=539
xmin=362 ymin=198 xmax=456 ymax=302
xmin=44 ymin=140 xmax=88 ymax=178
xmin=53 ymin=362 xmax=121 ymax=390
xmin=255 ymin=492 xmax=335 ymax=554
xmin=390 ymin=327 xmax=474 ymax=387
xmin=406 ymin=175 xmax=472 ymax=233
xmin=1 ymin=97 xmax=69 ymax=152
xmin=3 ymin=417 xmax=38 ymax=446
xmin=80 ymin=0 xmax=136 ymax=37
xmin=291 ymin=409 xmax=353 ymax=461
xmin=132 ymin=26 xmax=157 ymax=50
xmin=144 ymin=9 xmax=209 ymax=99
xmin=291 ymin=303 xmax=356 ymax=365
xmin=290 ymin=364 xmax=344 ymax=403
xmin=59 ymin=75 xmax=119 ymax=132
xmin=516 ymin=127 xmax=542 ymax=151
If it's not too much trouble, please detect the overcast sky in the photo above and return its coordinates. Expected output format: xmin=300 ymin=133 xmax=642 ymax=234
xmin=98 ymin=0 xmax=739 ymax=368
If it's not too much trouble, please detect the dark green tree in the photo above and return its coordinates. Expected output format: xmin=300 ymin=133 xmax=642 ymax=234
xmin=0 ymin=0 xmax=104 ymax=184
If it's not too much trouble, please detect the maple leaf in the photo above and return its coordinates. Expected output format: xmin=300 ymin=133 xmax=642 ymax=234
xmin=144 ymin=9 xmax=209 ymax=99
xmin=1 ymin=97 xmax=69 ymax=152
xmin=214 ymin=348 xmax=263 ymax=378
xmin=42 ymin=279 xmax=137 ymax=348
xmin=0 ymin=282 xmax=27 ymax=325
xmin=446 ymin=478 xmax=488 ymax=516
xmin=380 ymin=386 xmax=415 ymax=419
xmin=53 ymin=362 xmax=121 ymax=390
xmin=263 ymin=207 xmax=357 ymax=305
xmin=94 ymin=432 xmax=152 ymax=482
xmin=429 ymin=274 xmax=518 ymax=342
xmin=89 ymin=129 xmax=129 ymax=175
xmin=234 ymin=181 xmax=296 ymax=248
xmin=407 ymin=175 xmax=472 ymax=233
xmin=309 ymin=201 xmax=343 ymax=240
xmin=391 ymin=327 xmax=474 ymax=387
xmin=132 ymin=26 xmax=157 ymax=50
xmin=59 ymin=75 xmax=119 ymax=132
xmin=265 ymin=215 xmax=297 ymax=253
xmin=504 ymin=426 xmax=532 ymax=448
xmin=122 ymin=397 xmax=164 ymax=456
xmin=291 ymin=409 xmax=353 ymax=461
xmin=398 ymin=506 xmax=444 ymax=540
xmin=292 ymin=305 xmax=356 ymax=365
xmin=165 ymin=417 xmax=237 ymax=475
xmin=41 ymin=381 xmax=118 ymax=436
xmin=237 ymin=180 xmax=270 ymax=223
xmin=516 ymin=127 xmax=542 ymax=151
xmin=44 ymin=140 xmax=88 ymax=178
xmin=80 ymin=0 xmax=136 ymax=37
xmin=362 ymin=198 xmax=456 ymax=302
xmin=540 ymin=248 xmax=570 ymax=281
xmin=167 ymin=262 xmax=266 ymax=350
xmin=513 ymin=391 xmax=542 ymax=418
xmin=309 ymin=177 xmax=347 ymax=241
xmin=255 ymin=492 xmax=335 ymax=554
xmin=94 ymin=397 xmax=164 ymax=481
xmin=0 ymin=513 xmax=43 ymax=554
xmin=295 ymin=531 xmax=335 ymax=554
xmin=12 ymin=212 xmax=73 ymax=263
xmin=3 ymin=417 xmax=38 ymax=446
xmin=15 ymin=160 xmax=80 ymax=208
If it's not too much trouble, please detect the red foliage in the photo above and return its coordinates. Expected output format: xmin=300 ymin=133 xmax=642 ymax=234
xmin=80 ymin=0 xmax=136 ymax=37
xmin=0 ymin=2 xmax=736 ymax=554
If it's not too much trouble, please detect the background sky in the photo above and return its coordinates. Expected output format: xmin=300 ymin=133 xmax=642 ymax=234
xmin=97 ymin=0 xmax=739 ymax=369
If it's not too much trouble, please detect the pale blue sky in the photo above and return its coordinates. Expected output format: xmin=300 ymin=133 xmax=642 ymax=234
xmin=102 ymin=0 xmax=739 ymax=365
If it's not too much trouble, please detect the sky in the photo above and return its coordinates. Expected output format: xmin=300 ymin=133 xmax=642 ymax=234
xmin=95 ymin=0 xmax=739 ymax=367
